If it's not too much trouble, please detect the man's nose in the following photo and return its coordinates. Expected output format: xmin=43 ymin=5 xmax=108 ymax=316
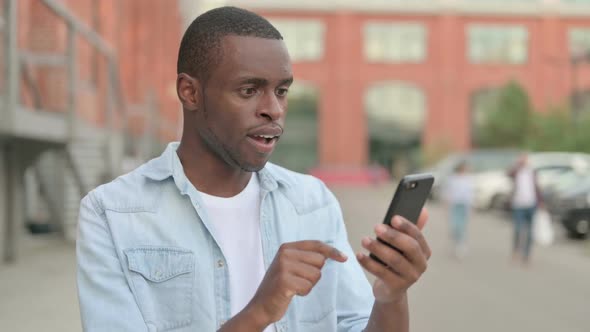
xmin=257 ymin=92 xmax=285 ymax=121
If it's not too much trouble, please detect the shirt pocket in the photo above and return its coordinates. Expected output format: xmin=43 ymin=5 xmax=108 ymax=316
xmin=125 ymin=247 xmax=195 ymax=331
xmin=295 ymin=254 xmax=338 ymax=324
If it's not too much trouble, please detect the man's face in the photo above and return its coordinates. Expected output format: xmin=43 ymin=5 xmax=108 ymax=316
xmin=195 ymin=35 xmax=293 ymax=172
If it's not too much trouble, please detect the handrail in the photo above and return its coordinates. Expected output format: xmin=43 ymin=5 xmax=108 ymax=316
xmin=40 ymin=0 xmax=114 ymax=58
xmin=39 ymin=0 xmax=126 ymax=120
xmin=20 ymin=62 xmax=43 ymax=109
xmin=38 ymin=0 xmax=129 ymax=179
xmin=2 ymin=0 xmax=19 ymax=134
xmin=19 ymin=52 xmax=67 ymax=67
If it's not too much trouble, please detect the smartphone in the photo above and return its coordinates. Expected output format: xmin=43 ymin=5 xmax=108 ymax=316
xmin=370 ymin=173 xmax=434 ymax=265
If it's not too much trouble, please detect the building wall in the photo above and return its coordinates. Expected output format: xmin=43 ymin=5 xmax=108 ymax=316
xmin=253 ymin=9 xmax=590 ymax=169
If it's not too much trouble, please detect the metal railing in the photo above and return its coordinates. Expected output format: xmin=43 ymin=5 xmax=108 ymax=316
xmin=2 ymin=0 xmax=128 ymax=186
xmin=1 ymin=0 xmax=127 ymax=263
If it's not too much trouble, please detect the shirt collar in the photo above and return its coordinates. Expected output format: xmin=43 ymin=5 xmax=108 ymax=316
xmin=140 ymin=142 xmax=179 ymax=182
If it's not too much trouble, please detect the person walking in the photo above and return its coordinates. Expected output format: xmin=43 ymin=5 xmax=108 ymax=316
xmin=508 ymin=154 xmax=542 ymax=266
xmin=444 ymin=161 xmax=473 ymax=259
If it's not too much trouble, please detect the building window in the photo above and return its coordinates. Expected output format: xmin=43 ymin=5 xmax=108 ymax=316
xmin=270 ymin=83 xmax=319 ymax=173
xmin=569 ymin=27 xmax=590 ymax=58
xmin=365 ymin=82 xmax=426 ymax=175
xmin=467 ymin=24 xmax=528 ymax=64
xmin=269 ymin=19 xmax=325 ymax=62
xmin=365 ymin=83 xmax=426 ymax=137
xmin=364 ymin=22 xmax=427 ymax=63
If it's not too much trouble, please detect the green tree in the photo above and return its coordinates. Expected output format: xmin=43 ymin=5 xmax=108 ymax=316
xmin=526 ymin=107 xmax=590 ymax=153
xmin=477 ymin=80 xmax=532 ymax=148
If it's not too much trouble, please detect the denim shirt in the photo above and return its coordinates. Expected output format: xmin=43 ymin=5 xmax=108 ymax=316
xmin=77 ymin=142 xmax=374 ymax=332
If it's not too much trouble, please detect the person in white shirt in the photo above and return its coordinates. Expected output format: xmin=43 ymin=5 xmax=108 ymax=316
xmin=444 ymin=161 xmax=474 ymax=259
xmin=508 ymin=154 xmax=542 ymax=265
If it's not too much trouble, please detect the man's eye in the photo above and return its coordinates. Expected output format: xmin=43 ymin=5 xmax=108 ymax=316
xmin=276 ymin=88 xmax=289 ymax=97
xmin=241 ymin=88 xmax=257 ymax=96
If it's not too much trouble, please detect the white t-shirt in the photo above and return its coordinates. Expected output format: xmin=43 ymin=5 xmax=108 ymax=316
xmin=199 ymin=174 xmax=276 ymax=332
xmin=444 ymin=173 xmax=474 ymax=205
xmin=512 ymin=166 xmax=537 ymax=208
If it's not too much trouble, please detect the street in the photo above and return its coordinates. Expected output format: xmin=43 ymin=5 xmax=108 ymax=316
xmin=0 ymin=183 xmax=589 ymax=331
xmin=336 ymin=183 xmax=590 ymax=332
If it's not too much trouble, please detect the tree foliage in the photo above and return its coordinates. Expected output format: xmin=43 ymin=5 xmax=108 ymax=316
xmin=477 ymin=80 xmax=532 ymax=148
xmin=475 ymin=80 xmax=590 ymax=153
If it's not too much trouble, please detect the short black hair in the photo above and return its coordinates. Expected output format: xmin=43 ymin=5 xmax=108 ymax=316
xmin=177 ymin=6 xmax=283 ymax=83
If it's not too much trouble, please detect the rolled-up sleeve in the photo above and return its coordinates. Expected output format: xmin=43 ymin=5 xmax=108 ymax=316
xmin=76 ymin=193 xmax=148 ymax=332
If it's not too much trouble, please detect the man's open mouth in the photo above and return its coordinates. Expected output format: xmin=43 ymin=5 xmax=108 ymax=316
xmin=250 ymin=134 xmax=278 ymax=144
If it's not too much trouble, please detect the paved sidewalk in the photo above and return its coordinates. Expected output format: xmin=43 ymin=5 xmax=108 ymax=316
xmin=0 ymin=233 xmax=80 ymax=332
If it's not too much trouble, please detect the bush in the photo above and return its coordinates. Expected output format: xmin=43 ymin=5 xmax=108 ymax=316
xmin=526 ymin=108 xmax=590 ymax=153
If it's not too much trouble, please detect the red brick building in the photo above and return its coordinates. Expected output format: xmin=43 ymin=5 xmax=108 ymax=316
xmin=223 ymin=0 xmax=590 ymax=176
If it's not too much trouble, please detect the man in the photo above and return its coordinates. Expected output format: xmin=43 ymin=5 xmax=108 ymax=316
xmin=508 ymin=154 xmax=542 ymax=265
xmin=77 ymin=7 xmax=431 ymax=332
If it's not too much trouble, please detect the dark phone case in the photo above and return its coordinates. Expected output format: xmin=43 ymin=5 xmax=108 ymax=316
xmin=370 ymin=174 xmax=434 ymax=265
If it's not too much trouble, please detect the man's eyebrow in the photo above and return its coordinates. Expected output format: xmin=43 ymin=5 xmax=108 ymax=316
xmin=280 ymin=77 xmax=294 ymax=86
xmin=237 ymin=77 xmax=268 ymax=86
xmin=236 ymin=77 xmax=293 ymax=86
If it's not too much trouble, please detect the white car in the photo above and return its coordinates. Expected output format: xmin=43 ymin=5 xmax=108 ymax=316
xmin=427 ymin=149 xmax=520 ymax=204
xmin=472 ymin=171 xmax=513 ymax=210
xmin=472 ymin=152 xmax=590 ymax=210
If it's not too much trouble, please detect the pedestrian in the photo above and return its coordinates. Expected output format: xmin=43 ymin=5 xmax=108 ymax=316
xmin=76 ymin=6 xmax=433 ymax=332
xmin=443 ymin=161 xmax=473 ymax=259
xmin=508 ymin=154 xmax=542 ymax=266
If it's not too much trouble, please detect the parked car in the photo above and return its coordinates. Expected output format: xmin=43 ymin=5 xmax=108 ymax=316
xmin=544 ymin=169 xmax=590 ymax=210
xmin=474 ymin=152 xmax=590 ymax=210
xmin=548 ymin=176 xmax=590 ymax=238
xmin=428 ymin=151 xmax=590 ymax=211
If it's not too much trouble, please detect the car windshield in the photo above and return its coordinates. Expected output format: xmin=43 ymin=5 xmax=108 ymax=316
xmin=553 ymin=172 xmax=590 ymax=193
xmin=537 ymin=168 xmax=571 ymax=188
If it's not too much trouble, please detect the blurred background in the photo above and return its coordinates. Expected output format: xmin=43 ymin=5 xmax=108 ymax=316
xmin=1 ymin=0 xmax=590 ymax=331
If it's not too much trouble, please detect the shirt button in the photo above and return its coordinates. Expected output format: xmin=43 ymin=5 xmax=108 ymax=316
xmin=154 ymin=269 xmax=163 ymax=278
xmin=217 ymin=260 xmax=224 ymax=268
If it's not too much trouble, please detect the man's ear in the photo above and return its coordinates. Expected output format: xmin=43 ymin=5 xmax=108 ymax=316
xmin=177 ymin=73 xmax=201 ymax=112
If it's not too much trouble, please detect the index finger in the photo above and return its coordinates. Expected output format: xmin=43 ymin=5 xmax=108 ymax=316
xmin=293 ymin=240 xmax=348 ymax=262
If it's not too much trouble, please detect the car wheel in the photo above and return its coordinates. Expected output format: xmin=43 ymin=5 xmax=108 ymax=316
xmin=566 ymin=218 xmax=590 ymax=239
xmin=574 ymin=218 xmax=590 ymax=238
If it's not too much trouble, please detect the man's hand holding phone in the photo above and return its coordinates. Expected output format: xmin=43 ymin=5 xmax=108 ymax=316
xmin=357 ymin=209 xmax=431 ymax=304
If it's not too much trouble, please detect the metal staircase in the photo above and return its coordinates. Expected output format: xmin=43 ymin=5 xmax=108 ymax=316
xmin=0 ymin=0 xmax=169 ymax=262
